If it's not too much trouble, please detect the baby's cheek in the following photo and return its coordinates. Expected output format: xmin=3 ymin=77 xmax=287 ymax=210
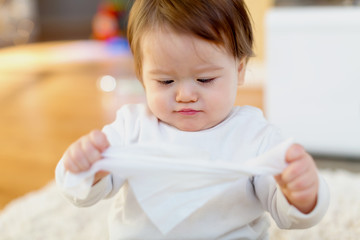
xmin=147 ymin=95 xmax=170 ymax=119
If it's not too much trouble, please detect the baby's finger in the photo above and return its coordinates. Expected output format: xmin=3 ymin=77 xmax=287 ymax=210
xmin=81 ymin=136 xmax=102 ymax=165
xmin=68 ymin=141 xmax=90 ymax=172
xmin=63 ymin=151 xmax=80 ymax=173
xmin=281 ymin=159 xmax=309 ymax=184
xmin=286 ymin=169 xmax=317 ymax=192
xmin=289 ymin=184 xmax=318 ymax=203
xmin=89 ymin=130 xmax=109 ymax=152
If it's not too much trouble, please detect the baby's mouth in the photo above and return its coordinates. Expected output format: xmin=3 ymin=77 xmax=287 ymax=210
xmin=176 ymin=108 xmax=201 ymax=116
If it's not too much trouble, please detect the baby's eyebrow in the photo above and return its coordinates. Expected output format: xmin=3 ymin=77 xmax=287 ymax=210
xmin=194 ymin=65 xmax=224 ymax=73
xmin=148 ymin=69 xmax=174 ymax=76
xmin=147 ymin=65 xmax=224 ymax=76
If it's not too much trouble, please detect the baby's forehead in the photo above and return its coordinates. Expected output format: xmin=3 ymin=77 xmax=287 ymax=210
xmin=144 ymin=31 xmax=226 ymax=57
xmin=141 ymin=26 xmax=229 ymax=56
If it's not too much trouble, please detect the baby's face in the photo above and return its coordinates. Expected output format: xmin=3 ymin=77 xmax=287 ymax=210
xmin=141 ymin=27 xmax=245 ymax=131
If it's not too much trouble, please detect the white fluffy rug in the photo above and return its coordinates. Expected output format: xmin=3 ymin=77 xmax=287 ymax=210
xmin=0 ymin=169 xmax=359 ymax=240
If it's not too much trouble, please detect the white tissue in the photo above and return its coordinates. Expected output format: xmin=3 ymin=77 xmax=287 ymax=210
xmin=62 ymin=138 xmax=293 ymax=234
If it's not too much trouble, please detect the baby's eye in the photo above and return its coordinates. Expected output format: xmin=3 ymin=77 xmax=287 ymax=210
xmin=197 ymin=78 xmax=215 ymax=84
xmin=158 ymin=80 xmax=174 ymax=85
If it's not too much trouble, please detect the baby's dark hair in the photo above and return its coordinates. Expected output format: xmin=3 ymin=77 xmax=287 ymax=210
xmin=127 ymin=0 xmax=254 ymax=80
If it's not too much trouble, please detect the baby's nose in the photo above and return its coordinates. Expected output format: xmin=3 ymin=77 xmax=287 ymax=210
xmin=175 ymin=83 xmax=198 ymax=103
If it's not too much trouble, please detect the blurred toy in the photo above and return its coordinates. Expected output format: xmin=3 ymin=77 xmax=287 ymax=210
xmin=92 ymin=0 xmax=131 ymax=41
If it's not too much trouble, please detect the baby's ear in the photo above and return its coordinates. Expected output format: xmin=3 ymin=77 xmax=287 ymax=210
xmin=237 ymin=58 xmax=246 ymax=86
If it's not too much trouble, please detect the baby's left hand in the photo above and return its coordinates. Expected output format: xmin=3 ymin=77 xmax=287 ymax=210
xmin=275 ymin=144 xmax=319 ymax=214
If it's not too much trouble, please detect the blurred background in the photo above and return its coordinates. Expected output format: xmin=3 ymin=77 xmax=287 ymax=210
xmin=0 ymin=0 xmax=129 ymax=46
xmin=0 ymin=0 xmax=360 ymax=210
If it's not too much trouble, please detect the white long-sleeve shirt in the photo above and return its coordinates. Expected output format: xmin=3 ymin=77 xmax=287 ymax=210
xmin=56 ymin=104 xmax=329 ymax=239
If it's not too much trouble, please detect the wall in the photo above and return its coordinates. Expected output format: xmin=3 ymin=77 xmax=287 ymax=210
xmin=35 ymin=0 xmax=274 ymax=54
xmin=36 ymin=0 xmax=99 ymax=41
xmin=244 ymin=0 xmax=274 ymax=63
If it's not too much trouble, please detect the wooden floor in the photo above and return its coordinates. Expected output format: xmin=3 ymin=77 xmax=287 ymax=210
xmin=0 ymin=41 xmax=263 ymax=210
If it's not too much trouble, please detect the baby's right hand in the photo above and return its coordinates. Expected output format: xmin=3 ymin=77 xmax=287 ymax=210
xmin=62 ymin=130 xmax=110 ymax=173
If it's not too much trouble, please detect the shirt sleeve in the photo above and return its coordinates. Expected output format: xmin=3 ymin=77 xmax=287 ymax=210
xmin=54 ymin=105 xmax=138 ymax=207
xmin=254 ymin=174 xmax=329 ymax=229
xmin=55 ymin=157 xmax=115 ymax=207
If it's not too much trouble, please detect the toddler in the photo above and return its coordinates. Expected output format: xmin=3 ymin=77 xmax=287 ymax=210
xmin=56 ymin=0 xmax=329 ymax=239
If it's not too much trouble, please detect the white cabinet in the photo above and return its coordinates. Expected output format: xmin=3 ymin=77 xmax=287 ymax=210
xmin=265 ymin=7 xmax=360 ymax=157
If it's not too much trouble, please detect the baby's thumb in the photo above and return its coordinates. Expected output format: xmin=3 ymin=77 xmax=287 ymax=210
xmin=89 ymin=130 xmax=110 ymax=152
xmin=285 ymin=144 xmax=305 ymax=163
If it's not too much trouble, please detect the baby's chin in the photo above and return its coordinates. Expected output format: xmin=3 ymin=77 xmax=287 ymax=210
xmin=160 ymin=119 xmax=220 ymax=132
